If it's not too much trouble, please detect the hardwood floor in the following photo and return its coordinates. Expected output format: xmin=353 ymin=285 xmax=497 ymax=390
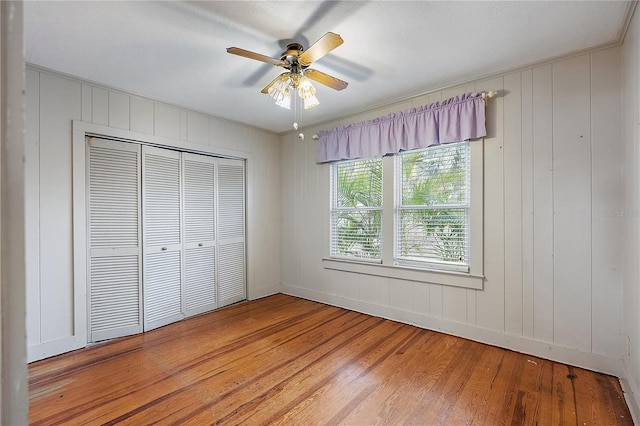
xmin=29 ymin=294 xmax=632 ymax=425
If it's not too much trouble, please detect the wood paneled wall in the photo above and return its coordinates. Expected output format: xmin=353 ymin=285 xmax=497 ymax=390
xmin=25 ymin=67 xmax=282 ymax=362
xmin=280 ymin=46 xmax=625 ymax=377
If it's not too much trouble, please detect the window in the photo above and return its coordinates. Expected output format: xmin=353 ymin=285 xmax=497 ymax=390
xmin=330 ymin=158 xmax=383 ymax=261
xmin=328 ymin=141 xmax=481 ymax=287
xmin=396 ymin=142 xmax=470 ymax=272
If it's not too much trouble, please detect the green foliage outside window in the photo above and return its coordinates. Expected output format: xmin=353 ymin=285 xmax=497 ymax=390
xmin=330 ymin=142 xmax=469 ymax=268
xmin=398 ymin=143 xmax=469 ymax=265
xmin=332 ymin=159 xmax=382 ymax=259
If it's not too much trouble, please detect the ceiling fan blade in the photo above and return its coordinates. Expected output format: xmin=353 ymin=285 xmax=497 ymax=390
xmin=305 ymin=68 xmax=348 ymax=91
xmin=261 ymin=73 xmax=290 ymax=94
xmin=298 ymin=32 xmax=343 ymax=66
xmin=227 ymin=47 xmax=286 ymax=67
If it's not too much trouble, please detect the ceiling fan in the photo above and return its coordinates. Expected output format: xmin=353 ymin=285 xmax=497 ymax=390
xmin=227 ymin=32 xmax=348 ymax=110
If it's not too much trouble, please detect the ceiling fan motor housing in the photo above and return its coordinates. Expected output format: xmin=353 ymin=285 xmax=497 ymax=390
xmin=282 ymin=43 xmax=308 ymax=73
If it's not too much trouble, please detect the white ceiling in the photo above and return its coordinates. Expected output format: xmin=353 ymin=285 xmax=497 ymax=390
xmin=24 ymin=1 xmax=634 ymax=134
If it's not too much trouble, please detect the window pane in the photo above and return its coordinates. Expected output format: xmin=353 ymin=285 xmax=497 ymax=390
xmin=331 ymin=158 xmax=383 ymax=260
xmin=331 ymin=209 xmax=382 ymax=259
xmin=336 ymin=159 xmax=382 ymax=208
xmin=398 ymin=208 xmax=467 ymax=265
xmin=401 ymin=142 xmax=469 ymax=206
xmin=396 ymin=142 xmax=470 ymax=270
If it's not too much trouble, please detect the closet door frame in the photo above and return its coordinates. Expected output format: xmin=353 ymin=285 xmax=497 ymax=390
xmin=70 ymin=121 xmax=250 ymax=360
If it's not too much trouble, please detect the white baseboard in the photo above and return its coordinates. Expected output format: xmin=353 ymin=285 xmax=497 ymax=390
xmin=620 ymin=361 xmax=640 ymax=424
xmin=28 ymin=336 xmax=85 ymax=363
xmin=281 ymin=284 xmax=624 ymax=378
xmin=248 ymin=283 xmax=281 ymax=300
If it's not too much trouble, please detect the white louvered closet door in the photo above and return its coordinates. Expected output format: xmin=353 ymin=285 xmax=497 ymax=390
xmin=217 ymin=158 xmax=246 ymax=307
xmin=183 ymin=153 xmax=216 ymax=317
xmin=87 ymin=137 xmax=142 ymax=342
xmin=142 ymin=146 xmax=184 ymax=331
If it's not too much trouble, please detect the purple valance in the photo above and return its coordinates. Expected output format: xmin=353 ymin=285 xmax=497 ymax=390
xmin=316 ymin=92 xmax=486 ymax=163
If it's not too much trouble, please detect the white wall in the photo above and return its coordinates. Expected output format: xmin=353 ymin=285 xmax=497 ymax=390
xmin=623 ymin=5 xmax=640 ymax=420
xmin=25 ymin=66 xmax=282 ymax=361
xmin=281 ymin=46 xmax=625 ymax=377
xmin=1 ymin=1 xmax=28 ymax=423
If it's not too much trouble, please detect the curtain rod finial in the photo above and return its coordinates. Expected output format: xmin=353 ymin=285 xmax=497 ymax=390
xmin=482 ymin=90 xmax=498 ymax=100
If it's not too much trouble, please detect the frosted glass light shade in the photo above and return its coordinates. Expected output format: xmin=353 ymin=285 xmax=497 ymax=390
xmin=275 ymin=89 xmax=291 ymax=109
xmin=303 ymin=95 xmax=319 ymax=109
xmin=266 ymin=73 xmax=320 ymax=110
xmin=298 ymin=76 xmax=319 ymax=109
xmin=267 ymin=77 xmax=291 ymax=109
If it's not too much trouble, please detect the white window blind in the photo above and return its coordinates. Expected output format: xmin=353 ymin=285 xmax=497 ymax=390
xmin=330 ymin=158 xmax=383 ymax=261
xmin=395 ymin=141 xmax=470 ymax=272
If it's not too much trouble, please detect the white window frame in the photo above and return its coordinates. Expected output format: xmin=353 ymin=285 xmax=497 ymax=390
xmin=325 ymin=140 xmax=484 ymax=290
xmin=394 ymin=142 xmax=471 ymax=273
xmin=329 ymin=158 xmax=384 ymax=263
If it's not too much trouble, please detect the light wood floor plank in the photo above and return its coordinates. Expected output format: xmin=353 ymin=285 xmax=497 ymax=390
xmin=28 ymin=294 xmax=633 ymax=425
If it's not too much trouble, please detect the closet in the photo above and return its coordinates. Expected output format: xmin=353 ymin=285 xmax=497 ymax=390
xmin=87 ymin=137 xmax=245 ymax=342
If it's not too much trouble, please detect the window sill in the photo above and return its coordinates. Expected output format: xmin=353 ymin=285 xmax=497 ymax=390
xmin=322 ymin=257 xmax=484 ymax=290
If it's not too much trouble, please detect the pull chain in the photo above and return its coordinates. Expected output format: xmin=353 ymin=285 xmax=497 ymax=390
xmin=293 ymin=92 xmax=305 ymax=140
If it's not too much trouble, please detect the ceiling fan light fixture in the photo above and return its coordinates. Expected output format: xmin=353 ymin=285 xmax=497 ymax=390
xmin=298 ymin=76 xmax=319 ymax=109
xmin=267 ymin=77 xmax=291 ymax=109
xmin=274 ymin=89 xmax=292 ymax=109
xmin=302 ymin=94 xmax=319 ymax=110
xmin=228 ymin=32 xmax=347 ymax=113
